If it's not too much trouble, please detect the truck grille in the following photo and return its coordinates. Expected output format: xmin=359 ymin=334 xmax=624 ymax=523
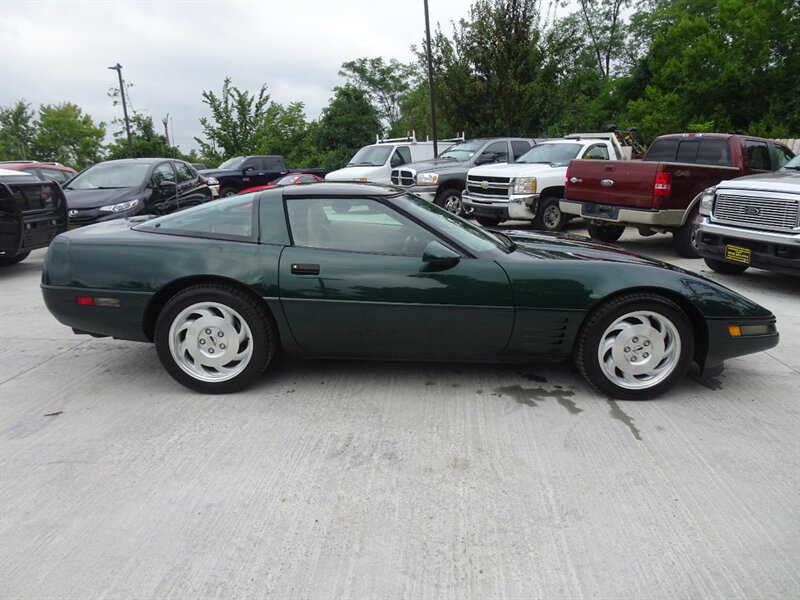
xmin=390 ymin=169 xmax=415 ymax=186
xmin=714 ymin=192 xmax=799 ymax=232
xmin=466 ymin=175 xmax=511 ymax=199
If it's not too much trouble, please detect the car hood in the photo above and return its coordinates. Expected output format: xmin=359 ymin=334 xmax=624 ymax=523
xmin=198 ymin=168 xmax=240 ymax=178
xmin=402 ymin=157 xmax=469 ymax=174
xmin=325 ymin=166 xmax=387 ymax=181
xmin=63 ymin=187 xmax=141 ymax=209
xmin=469 ymin=162 xmax=556 ymax=177
xmin=718 ymin=169 xmax=800 ymax=193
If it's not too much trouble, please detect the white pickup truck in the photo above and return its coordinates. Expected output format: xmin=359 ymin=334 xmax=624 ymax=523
xmin=462 ymin=133 xmax=629 ymax=230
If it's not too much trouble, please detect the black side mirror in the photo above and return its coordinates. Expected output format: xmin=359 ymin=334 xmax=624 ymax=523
xmin=158 ymin=181 xmax=177 ymax=194
xmin=390 ymin=154 xmax=403 ymax=168
xmin=421 ymin=240 xmax=460 ymax=272
xmin=243 ymin=165 xmax=255 ymax=173
xmin=475 ymin=153 xmax=496 ymax=166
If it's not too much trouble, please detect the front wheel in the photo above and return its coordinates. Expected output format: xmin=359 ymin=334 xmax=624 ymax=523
xmin=587 ymin=223 xmax=625 ymax=243
xmin=704 ymin=257 xmax=749 ymax=274
xmin=574 ymin=293 xmax=694 ymax=400
xmin=533 ymin=196 xmax=565 ymax=231
xmin=0 ymin=251 xmax=30 ymax=266
xmin=155 ymin=284 xmax=277 ymax=393
xmin=435 ymin=188 xmax=465 ymax=216
xmin=476 ymin=217 xmax=500 ymax=227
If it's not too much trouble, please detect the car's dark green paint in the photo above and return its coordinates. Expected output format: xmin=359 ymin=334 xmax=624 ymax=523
xmin=41 ymin=183 xmax=778 ymax=389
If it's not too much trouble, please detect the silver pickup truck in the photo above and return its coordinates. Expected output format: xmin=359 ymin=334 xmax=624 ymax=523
xmin=696 ymin=154 xmax=799 ymax=275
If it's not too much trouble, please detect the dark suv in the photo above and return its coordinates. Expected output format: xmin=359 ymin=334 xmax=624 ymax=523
xmin=63 ymin=158 xmax=212 ymax=227
xmin=390 ymin=137 xmax=539 ymax=215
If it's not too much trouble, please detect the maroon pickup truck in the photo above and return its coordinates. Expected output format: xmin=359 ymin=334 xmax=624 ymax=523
xmin=560 ymin=133 xmax=796 ymax=256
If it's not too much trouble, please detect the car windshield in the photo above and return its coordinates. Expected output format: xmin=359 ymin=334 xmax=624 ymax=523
xmin=781 ymin=155 xmax=800 ymax=170
xmin=65 ymin=162 xmax=151 ymax=190
xmin=515 ymin=143 xmax=584 ymax=166
xmin=438 ymin=140 xmax=486 ymax=161
xmin=398 ymin=193 xmax=508 ymax=253
xmin=273 ymin=175 xmax=298 ymax=186
xmin=346 ymin=146 xmax=392 ymax=167
xmin=218 ymin=157 xmax=247 ymax=170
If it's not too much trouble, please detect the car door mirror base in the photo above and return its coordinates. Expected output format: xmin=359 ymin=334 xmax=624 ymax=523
xmin=421 ymin=240 xmax=460 ymax=272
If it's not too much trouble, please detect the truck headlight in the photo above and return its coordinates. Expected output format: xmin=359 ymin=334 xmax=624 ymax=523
xmin=416 ymin=173 xmax=439 ymax=185
xmin=513 ymin=177 xmax=536 ymax=194
xmin=699 ymin=187 xmax=715 ymax=216
xmin=99 ymin=199 xmax=140 ymax=213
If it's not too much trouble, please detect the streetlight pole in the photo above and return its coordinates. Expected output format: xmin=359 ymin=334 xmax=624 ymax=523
xmin=423 ymin=0 xmax=438 ymax=157
xmin=108 ymin=63 xmax=133 ymax=157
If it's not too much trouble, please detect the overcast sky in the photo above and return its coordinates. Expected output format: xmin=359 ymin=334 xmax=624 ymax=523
xmin=0 ymin=0 xmax=500 ymax=153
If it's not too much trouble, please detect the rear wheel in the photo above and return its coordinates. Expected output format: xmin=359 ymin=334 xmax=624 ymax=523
xmin=704 ymin=257 xmax=749 ymax=274
xmin=533 ymin=196 xmax=565 ymax=231
xmin=155 ymin=284 xmax=277 ymax=393
xmin=587 ymin=223 xmax=625 ymax=243
xmin=0 ymin=251 xmax=30 ymax=266
xmin=435 ymin=188 xmax=465 ymax=216
xmin=476 ymin=217 xmax=500 ymax=227
xmin=220 ymin=187 xmax=237 ymax=198
xmin=672 ymin=209 xmax=700 ymax=258
xmin=574 ymin=293 xmax=694 ymax=400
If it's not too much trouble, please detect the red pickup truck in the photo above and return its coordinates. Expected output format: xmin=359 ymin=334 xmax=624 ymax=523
xmin=560 ymin=133 xmax=796 ymax=256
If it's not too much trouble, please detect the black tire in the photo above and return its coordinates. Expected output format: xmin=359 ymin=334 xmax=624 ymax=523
xmin=220 ymin=187 xmax=238 ymax=198
xmin=155 ymin=283 xmax=277 ymax=393
xmin=533 ymin=196 xmax=566 ymax=231
xmin=434 ymin=188 xmax=465 ymax=216
xmin=476 ymin=217 xmax=500 ymax=227
xmin=704 ymin=257 xmax=749 ymax=275
xmin=0 ymin=251 xmax=30 ymax=266
xmin=586 ymin=223 xmax=625 ymax=243
xmin=574 ymin=293 xmax=694 ymax=400
xmin=672 ymin=209 xmax=700 ymax=258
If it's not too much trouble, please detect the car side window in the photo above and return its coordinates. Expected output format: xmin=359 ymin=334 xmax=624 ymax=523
xmin=481 ymin=141 xmax=509 ymax=164
xmin=299 ymin=175 xmax=317 ymax=183
xmin=174 ymin=162 xmax=195 ymax=183
xmin=151 ymin=163 xmax=176 ymax=186
xmin=396 ymin=146 xmax=412 ymax=165
xmin=511 ymin=141 xmax=531 ymax=160
xmin=265 ymin=157 xmax=285 ymax=171
xmin=582 ymin=144 xmax=609 ymax=160
xmin=775 ymin=144 xmax=795 ymax=167
xmin=242 ymin=158 xmax=260 ymax=171
xmin=40 ymin=168 xmax=71 ymax=183
xmin=135 ymin=195 xmax=256 ymax=240
xmin=745 ymin=140 xmax=770 ymax=171
xmin=286 ymin=198 xmax=437 ymax=256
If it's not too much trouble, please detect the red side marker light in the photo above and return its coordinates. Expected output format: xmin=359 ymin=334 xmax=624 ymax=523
xmin=76 ymin=296 xmax=94 ymax=306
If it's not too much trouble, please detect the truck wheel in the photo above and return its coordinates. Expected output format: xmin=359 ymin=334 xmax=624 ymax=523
xmin=220 ymin=187 xmax=238 ymax=198
xmin=574 ymin=292 xmax=694 ymax=400
xmin=155 ymin=283 xmax=277 ymax=393
xmin=704 ymin=258 xmax=749 ymax=275
xmin=533 ymin=196 xmax=565 ymax=232
xmin=587 ymin=223 xmax=625 ymax=243
xmin=0 ymin=251 xmax=30 ymax=266
xmin=435 ymin=188 xmax=465 ymax=216
xmin=672 ymin=210 xmax=700 ymax=258
xmin=476 ymin=217 xmax=500 ymax=227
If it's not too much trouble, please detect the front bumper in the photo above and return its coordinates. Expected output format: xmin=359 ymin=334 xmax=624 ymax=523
xmin=701 ymin=316 xmax=779 ymax=377
xmin=697 ymin=218 xmax=800 ymax=275
xmin=560 ymin=200 xmax=684 ymax=226
xmin=401 ymin=186 xmax=437 ymax=203
xmin=463 ymin=192 xmax=536 ymax=221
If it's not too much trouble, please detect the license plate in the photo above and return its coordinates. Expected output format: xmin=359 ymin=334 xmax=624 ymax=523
xmin=724 ymin=244 xmax=751 ymax=265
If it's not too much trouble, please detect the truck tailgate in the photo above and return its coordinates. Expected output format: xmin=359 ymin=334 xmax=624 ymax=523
xmin=566 ymin=160 xmax=659 ymax=209
xmin=0 ymin=181 xmax=69 ymax=254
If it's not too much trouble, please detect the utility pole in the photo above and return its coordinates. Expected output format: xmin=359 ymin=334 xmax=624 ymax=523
xmin=108 ymin=63 xmax=133 ymax=157
xmin=423 ymin=0 xmax=438 ymax=157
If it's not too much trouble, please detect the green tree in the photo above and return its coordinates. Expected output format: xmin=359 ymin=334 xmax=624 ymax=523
xmin=106 ymin=113 xmax=179 ymax=160
xmin=195 ymin=78 xmax=271 ymax=164
xmin=339 ymin=57 xmax=416 ymax=135
xmin=314 ymin=85 xmax=381 ymax=171
xmin=0 ymin=100 xmax=37 ymax=160
xmin=32 ymin=103 xmax=105 ymax=169
xmin=574 ymin=0 xmax=633 ymax=78
xmin=253 ymin=101 xmax=317 ymax=166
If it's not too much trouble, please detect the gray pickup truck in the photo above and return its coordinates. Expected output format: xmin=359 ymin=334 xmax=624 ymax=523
xmin=696 ymin=154 xmax=800 ymax=275
xmin=0 ymin=169 xmax=69 ymax=266
xmin=390 ymin=137 xmax=538 ymax=216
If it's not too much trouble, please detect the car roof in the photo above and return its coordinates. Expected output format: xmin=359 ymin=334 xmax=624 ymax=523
xmin=0 ymin=167 xmax=40 ymax=179
xmin=0 ymin=161 xmax=75 ymax=172
xmin=281 ymin=182 xmax=401 ymax=198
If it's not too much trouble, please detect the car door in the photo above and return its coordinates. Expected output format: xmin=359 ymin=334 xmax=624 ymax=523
xmin=146 ymin=161 xmax=179 ymax=213
xmin=172 ymin=161 xmax=208 ymax=208
xmin=278 ymin=196 xmax=514 ymax=359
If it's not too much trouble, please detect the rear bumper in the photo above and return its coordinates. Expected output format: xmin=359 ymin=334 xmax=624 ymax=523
xmin=560 ymin=200 xmax=684 ymax=226
xmin=697 ymin=219 xmax=800 ymax=275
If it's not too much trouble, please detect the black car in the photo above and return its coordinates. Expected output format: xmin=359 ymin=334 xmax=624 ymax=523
xmin=63 ymin=158 xmax=212 ymax=227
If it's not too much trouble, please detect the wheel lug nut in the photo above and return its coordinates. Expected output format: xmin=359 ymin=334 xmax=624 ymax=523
xmin=218 ymin=331 xmax=224 ymax=337
xmin=205 ymin=328 xmax=211 ymax=334
xmin=199 ymin=339 xmax=206 ymax=345
xmin=643 ymin=352 xmax=649 ymax=358
xmin=624 ymin=346 xmax=630 ymax=352
xmin=632 ymin=337 xmax=639 ymax=343
xmin=644 ymin=341 xmax=650 ymax=346
xmin=631 ymin=357 xmax=637 ymax=362
xmin=220 ymin=344 xmax=226 ymax=350
xmin=208 ymin=348 xmax=214 ymax=354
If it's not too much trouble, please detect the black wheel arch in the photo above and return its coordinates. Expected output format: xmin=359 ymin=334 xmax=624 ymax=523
xmin=538 ymin=185 xmax=565 ymax=200
xmin=575 ymin=286 xmax=709 ymax=367
xmin=142 ymin=275 xmax=280 ymax=345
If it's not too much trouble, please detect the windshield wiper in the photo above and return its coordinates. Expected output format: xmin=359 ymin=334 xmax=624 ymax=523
xmin=491 ymin=230 xmax=517 ymax=252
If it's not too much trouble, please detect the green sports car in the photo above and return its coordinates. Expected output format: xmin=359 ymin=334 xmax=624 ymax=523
xmin=41 ymin=183 xmax=779 ymax=399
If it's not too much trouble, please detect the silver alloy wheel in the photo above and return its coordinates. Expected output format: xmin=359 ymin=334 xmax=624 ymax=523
xmin=597 ymin=310 xmax=682 ymax=390
xmin=442 ymin=192 xmax=462 ymax=215
xmin=168 ymin=301 xmax=254 ymax=383
xmin=542 ymin=204 xmax=561 ymax=229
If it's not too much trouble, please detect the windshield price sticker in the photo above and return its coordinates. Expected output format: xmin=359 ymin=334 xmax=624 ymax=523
xmin=724 ymin=244 xmax=751 ymax=264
